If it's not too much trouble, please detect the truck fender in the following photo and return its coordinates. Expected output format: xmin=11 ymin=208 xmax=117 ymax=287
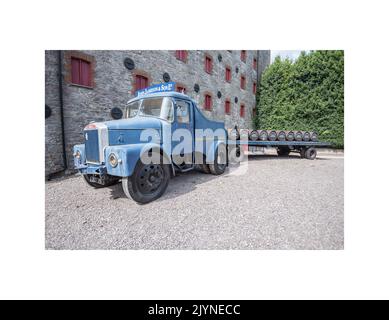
xmin=104 ymin=143 xmax=174 ymax=177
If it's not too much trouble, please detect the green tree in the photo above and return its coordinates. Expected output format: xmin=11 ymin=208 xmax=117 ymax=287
xmin=255 ymin=50 xmax=344 ymax=148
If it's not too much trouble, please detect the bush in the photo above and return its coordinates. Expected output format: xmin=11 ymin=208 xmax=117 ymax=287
xmin=255 ymin=50 xmax=344 ymax=148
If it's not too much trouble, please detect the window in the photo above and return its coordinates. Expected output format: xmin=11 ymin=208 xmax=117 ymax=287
xmin=176 ymin=100 xmax=190 ymax=123
xmin=225 ymin=67 xmax=231 ymax=82
xmin=240 ymin=104 xmax=245 ymax=117
xmin=135 ymin=74 xmax=149 ymax=91
xmin=71 ymin=57 xmax=91 ymax=87
xmin=241 ymin=50 xmax=246 ymax=62
xmin=176 ymin=85 xmax=187 ymax=94
xmin=240 ymin=75 xmax=246 ymax=89
xmin=137 ymin=97 xmax=173 ymax=122
xmin=175 ymin=50 xmax=187 ymax=62
xmin=205 ymin=55 xmax=213 ymax=73
xmin=225 ymin=100 xmax=231 ymax=114
xmin=204 ymin=94 xmax=212 ymax=110
xmin=253 ymin=57 xmax=257 ymax=69
xmin=253 ymin=82 xmax=257 ymax=94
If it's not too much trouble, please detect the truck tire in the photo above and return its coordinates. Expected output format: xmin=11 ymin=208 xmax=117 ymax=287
xmin=83 ymin=174 xmax=119 ymax=188
xmin=200 ymin=163 xmax=211 ymax=174
xmin=305 ymin=147 xmax=317 ymax=160
xmin=310 ymin=131 xmax=318 ymax=142
xmin=122 ymin=157 xmax=170 ymax=204
xmin=209 ymin=144 xmax=227 ymax=175
xmin=277 ymin=147 xmax=290 ymax=156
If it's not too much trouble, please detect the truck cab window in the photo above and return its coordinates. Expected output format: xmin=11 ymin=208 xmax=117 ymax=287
xmin=176 ymin=100 xmax=190 ymax=123
xmin=125 ymin=100 xmax=140 ymax=118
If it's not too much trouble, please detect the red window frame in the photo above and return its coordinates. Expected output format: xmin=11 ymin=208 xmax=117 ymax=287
xmin=241 ymin=50 xmax=246 ymax=62
xmin=253 ymin=57 xmax=257 ymax=69
xmin=240 ymin=104 xmax=245 ymax=118
xmin=135 ymin=74 xmax=149 ymax=91
xmin=176 ymin=85 xmax=187 ymax=94
xmin=204 ymin=94 xmax=212 ymax=110
xmin=71 ymin=57 xmax=91 ymax=87
xmin=175 ymin=50 xmax=187 ymax=62
xmin=205 ymin=55 xmax=213 ymax=74
xmin=225 ymin=100 xmax=231 ymax=114
xmin=240 ymin=75 xmax=246 ymax=90
xmin=225 ymin=67 xmax=231 ymax=82
xmin=253 ymin=82 xmax=257 ymax=94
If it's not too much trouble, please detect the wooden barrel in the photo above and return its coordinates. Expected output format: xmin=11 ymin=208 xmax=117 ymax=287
xmin=239 ymin=129 xmax=249 ymax=141
xmin=228 ymin=128 xmax=240 ymax=140
xmin=277 ymin=130 xmax=286 ymax=141
xmin=310 ymin=131 xmax=318 ymax=141
xmin=258 ymin=130 xmax=268 ymax=141
xmin=268 ymin=130 xmax=277 ymax=141
xmin=249 ymin=130 xmax=259 ymax=141
xmin=303 ymin=131 xmax=311 ymax=142
xmin=286 ymin=131 xmax=295 ymax=141
xmin=294 ymin=130 xmax=303 ymax=141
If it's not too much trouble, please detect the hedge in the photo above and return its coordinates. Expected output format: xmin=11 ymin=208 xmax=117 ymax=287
xmin=254 ymin=50 xmax=344 ymax=148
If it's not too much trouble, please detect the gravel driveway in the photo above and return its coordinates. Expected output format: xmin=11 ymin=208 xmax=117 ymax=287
xmin=45 ymin=152 xmax=344 ymax=250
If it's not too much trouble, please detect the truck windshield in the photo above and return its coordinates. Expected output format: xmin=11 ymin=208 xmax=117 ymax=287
xmin=125 ymin=97 xmax=174 ymax=122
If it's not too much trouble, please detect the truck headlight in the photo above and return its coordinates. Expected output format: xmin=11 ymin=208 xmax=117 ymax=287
xmin=74 ymin=150 xmax=81 ymax=159
xmin=108 ymin=153 xmax=118 ymax=167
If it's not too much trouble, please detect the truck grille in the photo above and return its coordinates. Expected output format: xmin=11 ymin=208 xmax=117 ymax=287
xmin=84 ymin=129 xmax=100 ymax=163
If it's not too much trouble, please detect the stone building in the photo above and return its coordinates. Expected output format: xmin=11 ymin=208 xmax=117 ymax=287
xmin=45 ymin=50 xmax=270 ymax=177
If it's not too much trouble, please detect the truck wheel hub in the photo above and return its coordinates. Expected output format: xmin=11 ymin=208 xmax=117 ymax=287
xmin=138 ymin=164 xmax=164 ymax=193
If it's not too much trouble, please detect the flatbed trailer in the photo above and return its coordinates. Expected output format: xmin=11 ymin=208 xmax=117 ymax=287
xmin=228 ymin=140 xmax=332 ymax=160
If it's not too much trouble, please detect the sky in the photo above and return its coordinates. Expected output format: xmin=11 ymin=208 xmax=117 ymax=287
xmin=271 ymin=50 xmax=304 ymax=62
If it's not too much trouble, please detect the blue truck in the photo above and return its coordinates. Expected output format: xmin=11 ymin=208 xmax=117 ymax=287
xmin=73 ymin=83 xmax=329 ymax=204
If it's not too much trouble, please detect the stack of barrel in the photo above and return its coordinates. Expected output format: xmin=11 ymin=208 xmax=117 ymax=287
xmin=228 ymin=128 xmax=318 ymax=142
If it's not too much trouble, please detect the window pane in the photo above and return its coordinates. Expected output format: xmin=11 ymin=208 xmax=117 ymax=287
xmin=71 ymin=58 xmax=80 ymax=84
xmin=176 ymin=100 xmax=190 ymax=123
xmin=80 ymin=60 xmax=91 ymax=86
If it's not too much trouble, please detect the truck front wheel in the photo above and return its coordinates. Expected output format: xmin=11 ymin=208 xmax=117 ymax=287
xmin=122 ymin=159 xmax=170 ymax=204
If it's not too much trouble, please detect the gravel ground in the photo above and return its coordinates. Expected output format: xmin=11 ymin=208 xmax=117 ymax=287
xmin=45 ymin=152 xmax=344 ymax=250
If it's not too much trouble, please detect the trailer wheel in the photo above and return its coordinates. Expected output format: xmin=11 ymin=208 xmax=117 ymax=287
xmin=209 ymin=144 xmax=227 ymax=175
xmin=277 ymin=147 xmax=290 ymax=156
xmin=305 ymin=147 xmax=317 ymax=160
xmin=122 ymin=157 xmax=170 ymax=204
xmin=83 ymin=174 xmax=119 ymax=188
xmin=300 ymin=148 xmax=306 ymax=158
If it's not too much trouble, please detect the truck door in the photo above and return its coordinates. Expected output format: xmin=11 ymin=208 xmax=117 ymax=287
xmin=171 ymin=99 xmax=194 ymax=165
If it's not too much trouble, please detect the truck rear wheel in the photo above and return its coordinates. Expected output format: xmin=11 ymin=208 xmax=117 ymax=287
xmin=209 ymin=145 xmax=227 ymax=175
xmin=83 ymin=174 xmax=119 ymax=188
xmin=122 ymin=158 xmax=170 ymax=204
xmin=305 ymin=147 xmax=317 ymax=160
xmin=200 ymin=164 xmax=211 ymax=174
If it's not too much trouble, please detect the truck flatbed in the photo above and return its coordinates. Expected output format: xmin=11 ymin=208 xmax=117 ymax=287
xmin=229 ymin=140 xmax=331 ymax=147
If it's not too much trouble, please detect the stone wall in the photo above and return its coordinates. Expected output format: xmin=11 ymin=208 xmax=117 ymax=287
xmin=45 ymin=50 xmax=270 ymax=173
xmin=45 ymin=50 xmax=65 ymax=176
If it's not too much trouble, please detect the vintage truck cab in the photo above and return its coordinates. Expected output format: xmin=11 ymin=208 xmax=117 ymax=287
xmin=73 ymin=83 xmax=228 ymax=204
